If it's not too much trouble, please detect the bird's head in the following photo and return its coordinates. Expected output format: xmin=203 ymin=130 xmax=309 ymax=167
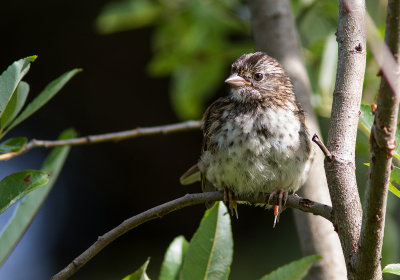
xmin=225 ymin=52 xmax=294 ymax=103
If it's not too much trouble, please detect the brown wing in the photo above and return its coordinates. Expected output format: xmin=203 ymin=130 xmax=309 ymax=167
xmin=201 ymin=97 xmax=232 ymax=153
xmin=200 ymin=97 xmax=232 ymax=196
xmin=179 ymin=164 xmax=201 ymax=185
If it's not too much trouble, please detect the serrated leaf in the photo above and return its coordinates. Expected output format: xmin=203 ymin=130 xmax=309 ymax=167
xmin=4 ymin=69 xmax=81 ymax=135
xmin=122 ymin=258 xmax=151 ymax=280
xmin=382 ymin=263 xmax=400 ymax=275
xmin=0 ymin=56 xmax=36 ymax=120
xmin=0 ymin=129 xmax=75 ymax=265
xmin=260 ymin=255 xmax=322 ymax=280
xmin=180 ymin=202 xmax=233 ymax=280
xmin=0 ymin=81 xmax=29 ymax=131
xmin=0 ymin=170 xmax=49 ymax=215
xmin=359 ymin=104 xmax=400 ymax=160
xmin=0 ymin=137 xmax=27 ymax=153
xmin=159 ymin=236 xmax=189 ymax=280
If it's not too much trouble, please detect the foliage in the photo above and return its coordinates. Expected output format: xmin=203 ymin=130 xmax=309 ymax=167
xmin=122 ymin=202 xmax=319 ymax=280
xmin=382 ymin=264 xmax=400 ymax=276
xmin=359 ymin=104 xmax=400 ymax=198
xmin=94 ymin=0 xmax=398 ymax=278
xmin=259 ymin=254 xmax=321 ymax=280
xmin=96 ymin=0 xmax=387 ymax=120
xmin=96 ymin=0 xmax=252 ymax=119
xmin=0 ymin=57 xmax=79 ymax=264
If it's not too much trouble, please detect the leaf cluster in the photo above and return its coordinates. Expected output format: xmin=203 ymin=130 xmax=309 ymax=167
xmin=96 ymin=0 xmax=253 ymax=119
xmin=0 ymin=57 xmax=79 ymax=264
xmin=123 ymin=202 xmax=320 ymax=280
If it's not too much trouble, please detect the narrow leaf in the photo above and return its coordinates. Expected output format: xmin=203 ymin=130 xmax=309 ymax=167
xmin=0 ymin=129 xmax=75 ymax=265
xmin=359 ymin=104 xmax=400 ymax=160
xmin=260 ymin=255 xmax=322 ymax=280
xmin=0 ymin=81 xmax=29 ymax=131
xmin=0 ymin=137 xmax=27 ymax=153
xmin=382 ymin=263 xmax=400 ymax=275
xmin=122 ymin=258 xmax=151 ymax=280
xmin=359 ymin=104 xmax=374 ymax=133
xmin=5 ymin=69 xmax=81 ymax=133
xmin=0 ymin=170 xmax=49 ymax=214
xmin=159 ymin=236 xmax=189 ymax=280
xmin=389 ymin=166 xmax=400 ymax=198
xmin=389 ymin=184 xmax=400 ymax=198
xmin=181 ymin=202 xmax=233 ymax=280
xmin=0 ymin=56 xmax=36 ymax=119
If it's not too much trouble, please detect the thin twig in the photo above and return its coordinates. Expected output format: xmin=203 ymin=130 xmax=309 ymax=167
xmin=0 ymin=120 xmax=201 ymax=161
xmin=312 ymin=134 xmax=332 ymax=161
xmin=51 ymin=191 xmax=332 ymax=280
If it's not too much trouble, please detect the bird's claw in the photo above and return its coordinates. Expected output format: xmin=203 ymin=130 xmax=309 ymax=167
xmin=224 ymin=188 xmax=238 ymax=219
xmin=269 ymin=189 xmax=288 ymax=228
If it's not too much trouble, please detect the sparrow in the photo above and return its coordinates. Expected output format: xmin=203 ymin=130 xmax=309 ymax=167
xmin=180 ymin=52 xmax=313 ymax=227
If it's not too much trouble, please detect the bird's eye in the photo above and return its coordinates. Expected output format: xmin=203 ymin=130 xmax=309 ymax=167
xmin=254 ymin=73 xmax=263 ymax=81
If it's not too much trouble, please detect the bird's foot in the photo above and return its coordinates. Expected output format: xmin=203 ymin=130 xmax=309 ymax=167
xmin=268 ymin=189 xmax=288 ymax=228
xmin=224 ymin=188 xmax=238 ymax=219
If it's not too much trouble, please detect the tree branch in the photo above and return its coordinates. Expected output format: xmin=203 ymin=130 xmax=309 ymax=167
xmin=312 ymin=134 xmax=332 ymax=161
xmin=325 ymin=0 xmax=365 ymax=279
xmin=51 ymin=191 xmax=332 ymax=280
xmin=0 ymin=120 xmax=201 ymax=160
xmin=248 ymin=1 xmax=346 ymax=279
xmin=354 ymin=0 xmax=400 ymax=278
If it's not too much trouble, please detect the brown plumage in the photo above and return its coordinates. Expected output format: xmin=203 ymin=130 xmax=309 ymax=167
xmin=181 ymin=52 xmax=313 ymax=226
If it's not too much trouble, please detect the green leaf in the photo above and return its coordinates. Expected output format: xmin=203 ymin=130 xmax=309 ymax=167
xmin=0 ymin=137 xmax=27 ymax=153
xmin=4 ymin=69 xmax=81 ymax=135
xmin=390 ymin=165 xmax=400 ymax=184
xmin=181 ymin=202 xmax=233 ymax=280
xmin=382 ymin=263 xmax=400 ymax=275
xmin=260 ymin=255 xmax=322 ymax=280
xmin=390 ymin=166 xmax=400 ymax=198
xmin=389 ymin=184 xmax=400 ymax=198
xmin=122 ymin=258 xmax=151 ymax=280
xmin=364 ymin=163 xmax=400 ymax=198
xmin=96 ymin=0 xmax=162 ymax=34
xmin=359 ymin=104 xmax=375 ymax=134
xmin=170 ymin=62 xmax=225 ymax=119
xmin=0 ymin=170 xmax=49 ymax=215
xmin=0 ymin=81 xmax=29 ymax=131
xmin=0 ymin=129 xmax=75 ymax=265
xmin=159 ymin=236 xmax=189 ymax=280
xmin=0 ymin=56 xmax=36 ymax=120
xmin=359 ymin=104 xmax=400 ymax=160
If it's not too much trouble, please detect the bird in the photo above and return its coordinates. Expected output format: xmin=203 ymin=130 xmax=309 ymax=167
xmin=180 ymin=52 xmax=313 ymax=227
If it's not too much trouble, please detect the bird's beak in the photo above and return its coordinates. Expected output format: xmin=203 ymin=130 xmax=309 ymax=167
xmin=224 ymin=73 xmax=251 ymax=87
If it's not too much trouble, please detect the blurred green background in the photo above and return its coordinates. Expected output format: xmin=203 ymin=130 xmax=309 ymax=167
xmin=0 ymin=0 xmax=398 ymax=279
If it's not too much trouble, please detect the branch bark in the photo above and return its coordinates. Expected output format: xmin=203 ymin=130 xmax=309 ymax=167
xmin=51 ymin=191 xmax=332 ymax=280
xmin=325 ymin=0 xmax=365 ymax=279
xmin=248 ymin=1 xmax=346 ymax=279
xmin=354 ymin=0 xmax=400 ymax=278
xmin=0 ymin=120 xmax=201 ymax=160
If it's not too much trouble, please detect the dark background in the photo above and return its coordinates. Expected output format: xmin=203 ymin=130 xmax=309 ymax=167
xmin=0 ymin=1 xmax=303 ymax=279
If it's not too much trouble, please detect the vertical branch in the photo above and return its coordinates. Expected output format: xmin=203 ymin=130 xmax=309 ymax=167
xmin=248 ymin=1 xmax=346 ymax=279
xmin=325 ymin=0 xmax=365 ymax=278
xmin=354 ymin=0 xmax=400 ymax=278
